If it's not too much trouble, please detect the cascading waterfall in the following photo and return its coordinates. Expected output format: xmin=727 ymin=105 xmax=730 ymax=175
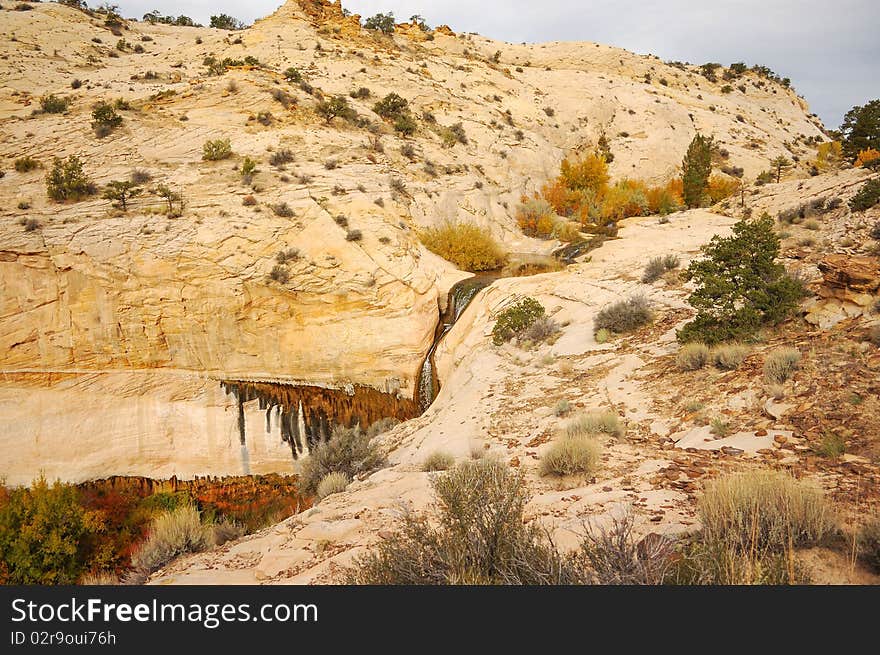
xmin=418 ymin=276 xmax=493 ymax=411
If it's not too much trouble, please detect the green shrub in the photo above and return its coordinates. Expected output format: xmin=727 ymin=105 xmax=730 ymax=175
xmin=316 ymin=472 xmax=350 ymax=500
xmin=698 ymin=470 xmax=834 ymax=551
xmin=40 ymin=94 xmax=70 ymax=114
xmin=491 ymin=297 xmax=545 ymax=345
xmin=0 ymin=477 xmax=90 ymax=584
xmin=299 ymin=424 xmax=386 ymax=495
xmin=14 ymin=156 xmax=39 ymax=173
xmin=46 ymin=155 xmax=96 ymax=202
xmin=676 ymin=343 xmax=710 ymax=370
xmin=202 ymin=138 xmax=232 ymax=161
xmin=539 ymin=435 xmax=602 ymax=476
xmin=763 ymin=347 xmax=801 ymax=383
xmin=419 ymin=221 xmax=506 ymax=272
xmin=858 ymin=515 xmax=880 ymax=572
xmin=393 ymin=113 xmax=417 ymax=136
xmin=422 ymin=451 xmax=455 ymax=472
xmin=283 ymin=67 xmax=302 ymax=83
xmin=678 ymin=215 xmax=805 ymax=344
xmin=373 ymin=93 xmax=409 ymax=120
xmin=565 ymin=411 xmax=624 ymax=438
xmin=711 ymin=343 xmax=749 ymax=370
xmin=316 ymin=95 xmax=356 ymax=124
xmin=102 ymin=180 xmax=141 ymax=211
xmin=364 ymin=12 xmax=396 ymax=34
xmin=130 ymin=505 xmax=210 ymax=575
xmin=343 ymin=460 xmax=586 ymax=584
xmin=594 ymin=295 xmax=652 ymax=334
xmin=91 ymin=102 xmax=122 ymax=137
xmin=209 ymin=13 xmax=245 ymax=30
xmin=240 ymin=156 xmax=258 ymax=179
xmin=849 ymin=179 xmax=880 ymax=212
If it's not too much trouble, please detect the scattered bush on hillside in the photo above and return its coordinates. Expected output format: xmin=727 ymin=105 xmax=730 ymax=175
xmin=102 ymin=180 xmax=141 ymax=211
xmin=594 ymin=295 xmax=652 ymax=335
xmin=677 ymin=214 xmax=805 ymax=344
xmin=269 ymin=149 xmax=294 ymax=168
xmin=316 ymin=95 xmax=357 ymax=124
xmin=316 ymin=472 xmax=350 ymax=501
xmin=667 ymin=470 xmax=832 ymax=585
xmin=299 ymin=424 xmax=386 ymax=495
xmin=422 ymin=452 xmax=455 ymax=472
xmin=419 ymin=221 xmax=507 ymax=272
xmin=642 ymin=254 xmax=680 ymax=283
xmin=711 ymin=343 xmax=749 ymax=370
xmin=40 ymin=94 xmax=70 ymax=114
xmin=676 ymin=343 xmax=710 ymax=371
xmin=763 ymin=347 xmax=801 ymax=384
xmin=364 ymin=12 xmax=396 ymax=34
xmin=129 ymin=505 xmax=211 ymax=577
xmin=91 ymin=102 xmax=122 ymax=137
xmin=14 ymin=156 xmax=40 ymax=173
xmin=209 ymin=14 xmax=245 ymax=30
xmin=540 ymin=434 xmax=602 ymax=477
xmin=343 ymin=460 xmax=587 ymax=584
xmin=46 ymin=155 xmax=96 ymax=202
xmin=492 ymin=297 xmax=545 ymax=345
xmin=859 ymin=515 xmax=880 ymax=573
xmin=202 ymin=138 xmax=232 ymax=161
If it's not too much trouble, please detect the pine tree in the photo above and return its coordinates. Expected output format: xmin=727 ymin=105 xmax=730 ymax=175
xmin=102 ymin=180 xmax=141 ymax=211
xmin=770 ymin=156 xmax=792 ymax=183
xmin=682 ymin=133 xmax=714 ymax=208
xmin=841 ymin=100 xmax=880 ymax=161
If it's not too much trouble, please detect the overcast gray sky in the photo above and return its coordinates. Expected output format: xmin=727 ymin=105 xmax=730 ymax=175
xmin=117 ymin=0 xmax=878 ymax=128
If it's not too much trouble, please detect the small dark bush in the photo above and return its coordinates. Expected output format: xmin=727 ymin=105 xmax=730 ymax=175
xmin=14 ymin=156 xmax=39 ymax=173
xmin=269 ymin=149 xmax=294 ymax=167
xmin=350 ymin=87 xmax=371 ymax=99
xmin=272 ymin=202 xmax=294 ymax=217
xmin=594 ymin=296 xmax=652 ymax=334
xmin=23 ymin=218 xmax=40 ymax=232
xmin=283 ymin=67 xmax=302 ymax=83
xmin=71 ymin=79 xmax=82 ymax=89
xmin=91 ymin=102 xmax=122 ymax=137
xmin=40 ymin=94 xmax=70 ymax=114
xmin=642 ymin=255 xmax=679 ymax=283
xmin=271 ymin=88 xmax=294 ymax=109
xmin=346 ymin=229 xmax=363 ymax=242
xmin=269 ymin=265 xmax=289 ymax=284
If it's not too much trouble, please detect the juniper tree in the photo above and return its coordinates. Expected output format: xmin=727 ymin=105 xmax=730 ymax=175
xmin=682 ymin=133 xmax=714 ymax=208
xmin=678 ymin=213 xmax=805 ymax=344
xmin=770 ymin=156 xmax=792 ymax=183
xmin=102 ymin=180 xmax=141 ymax=211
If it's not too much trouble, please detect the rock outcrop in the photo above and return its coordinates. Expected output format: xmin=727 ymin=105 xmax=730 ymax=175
xmin=0 ymin=1 xmax=829 ymax=482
